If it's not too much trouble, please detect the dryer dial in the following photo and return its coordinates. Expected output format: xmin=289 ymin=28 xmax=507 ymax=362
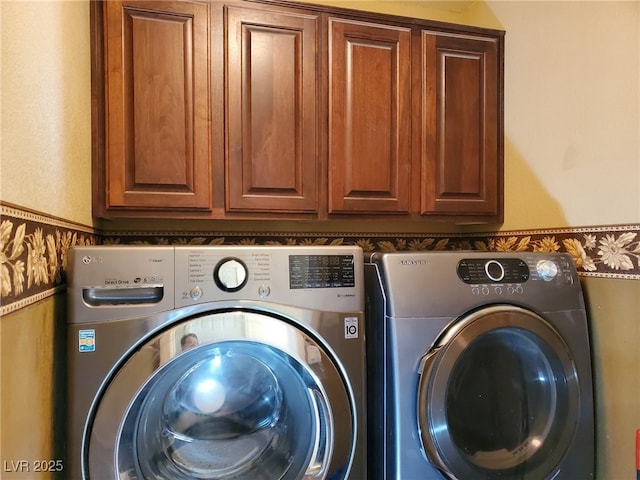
xmin=536 ymin=259 xmax=559 ymax=281
xmin=484 ymin=260 xmax=505 ymax=282
xmin=214 ymin=258 xmax=248 ymax=292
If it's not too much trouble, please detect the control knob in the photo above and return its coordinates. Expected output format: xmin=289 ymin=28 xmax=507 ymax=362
xmin=214 ymin=258 xmax=248 ymax=292
xmin=536 ymin=259 xmax=558 ymax=282
xmin=484 ymin=260 xmax=505 ymax=282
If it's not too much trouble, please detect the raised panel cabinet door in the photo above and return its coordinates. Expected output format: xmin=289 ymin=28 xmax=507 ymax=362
xmin=328 ymin=18 xmax=412 ymax=214
xmin=420 ymin=30 xmax=503 ymax=218
xmin=226 ymin=5 xmax=318 ymax=213
xmin=104 ymin=0 xmax=212 ymax=211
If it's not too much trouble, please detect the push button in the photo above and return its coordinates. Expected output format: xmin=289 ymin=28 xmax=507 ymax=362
xmin=190 ymin=286 xmax=203 ymax=300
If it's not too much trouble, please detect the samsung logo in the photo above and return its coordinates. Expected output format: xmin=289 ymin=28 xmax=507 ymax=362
xmin=399 ymin=259 xmax=429 ymax=265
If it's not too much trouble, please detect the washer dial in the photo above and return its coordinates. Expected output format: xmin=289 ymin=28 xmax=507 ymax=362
xmin=214 ymin=258 xmax=248 ymax=292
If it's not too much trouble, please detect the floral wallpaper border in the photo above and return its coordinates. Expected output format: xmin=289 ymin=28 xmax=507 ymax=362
xmin=1 ymin=203 xmax=96 ymax=315
xmin=2 ymin=201 xmax=639 ymax=314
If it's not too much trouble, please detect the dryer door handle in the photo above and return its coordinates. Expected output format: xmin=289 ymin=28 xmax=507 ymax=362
xmin=416 ymin=349 xmax=453 ymax=477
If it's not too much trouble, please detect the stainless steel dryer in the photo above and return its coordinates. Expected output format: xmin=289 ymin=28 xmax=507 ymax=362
xmin=67 ymin=245 xmax=366 ymax=480
xmin=364 ymin=251 xmax=594 ymax=480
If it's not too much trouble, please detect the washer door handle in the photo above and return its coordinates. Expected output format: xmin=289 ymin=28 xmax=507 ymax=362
xmin=304 ymin=387 xmax=333 ymax=478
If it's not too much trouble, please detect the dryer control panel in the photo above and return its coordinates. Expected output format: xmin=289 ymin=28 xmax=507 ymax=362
xmin=368 ymin=251 xmax=584 ymax=318
xmin=457 ymin=258 xmax=530 ymax=284
xmin=456 ymin=255 xmax=575 ymax=289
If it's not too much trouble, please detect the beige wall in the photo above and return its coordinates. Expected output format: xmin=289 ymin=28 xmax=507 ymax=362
xmin=1 ymin=0 xmax=92 ymax=226
xmin=0 ymin=296 xmax=65 ymax=480
xmin=476 ymin=1 xmax=640 ymax=230
xmin=1 ymin=1 xmax=639 ymax=479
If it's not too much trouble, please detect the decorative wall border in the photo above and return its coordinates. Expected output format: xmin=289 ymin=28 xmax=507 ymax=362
xmin=2 ymin=201 xmax=639 ymax=314
xmin=0 ymin=202 xmax=96 ymax=315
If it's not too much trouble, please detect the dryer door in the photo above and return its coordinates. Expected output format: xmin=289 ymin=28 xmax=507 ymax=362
xmin=86 ymin=310 xmax=354 ymax=480
xmin=417 ymin=305 xmax=580 ymax=480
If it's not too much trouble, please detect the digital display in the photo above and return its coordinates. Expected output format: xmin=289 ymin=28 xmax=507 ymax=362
xmin=289 ymin=255 xmax=355 ymax=289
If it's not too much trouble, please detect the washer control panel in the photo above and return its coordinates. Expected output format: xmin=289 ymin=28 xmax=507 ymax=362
xmin=289 ymin=254 xmax=356 ymax=289
xmin=173 ymin=246 xmax=363 ymax=311
xmin=457 ymin=258 xmax=530 ymax=284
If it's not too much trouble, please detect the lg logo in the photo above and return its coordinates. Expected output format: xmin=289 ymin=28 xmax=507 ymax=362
xmin=82 ymin=255 xmax=103 ymax=265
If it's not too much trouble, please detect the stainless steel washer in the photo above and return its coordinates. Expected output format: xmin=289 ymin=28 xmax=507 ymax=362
xmin=364 ymin=251 xmax=594 ymax=480
xmin=67 ymin=245 xmax=366 ymax=480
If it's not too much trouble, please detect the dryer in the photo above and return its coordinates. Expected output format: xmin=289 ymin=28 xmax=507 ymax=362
xmin=364 ymin=251 xmax=594 ymax=480
xmin=67 ymin=245 xmax=366 ymax=480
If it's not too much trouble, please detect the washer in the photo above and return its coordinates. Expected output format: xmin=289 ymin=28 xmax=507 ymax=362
xmin=67 ymin=245 xmax=366 ymax=480
xmin=364 ymin=251 xmax=594 ymax=480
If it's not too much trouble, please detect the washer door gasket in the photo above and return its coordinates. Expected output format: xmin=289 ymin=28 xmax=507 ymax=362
xmin=418 ymin=305 xmax=580 ymax=480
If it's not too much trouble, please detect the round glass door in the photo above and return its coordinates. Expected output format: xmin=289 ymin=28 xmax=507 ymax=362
xmin=418 ymin=305 xmax=580 ymax=479
xmin=87 ymin=310 xmax=354 ymax=480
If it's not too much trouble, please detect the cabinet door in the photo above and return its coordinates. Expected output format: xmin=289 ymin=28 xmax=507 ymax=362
xmin=328 ymin=18 xmax=412 ymax=214
xmin=226 ymin=5 xmax=318 ymax=213
xmin=103 ymin=0 xmax=212 ymax=211
xmin=420 ymin=30 xmax=503 ymax=218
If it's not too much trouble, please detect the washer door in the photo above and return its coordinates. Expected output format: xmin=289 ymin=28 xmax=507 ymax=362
xmin=87 ymin=310 xmax=354 ymax=480
xmin=417 ymin=305 xmax=580 ymax=479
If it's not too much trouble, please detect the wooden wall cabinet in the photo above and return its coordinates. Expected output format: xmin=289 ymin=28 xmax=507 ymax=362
xmin=419 ymin=30 xmax=502 ymax=218
xmin=92 ymin=0 xmax=504 ymax=223
xmin=327 ymin=18 xmax=412 ymax=215
xmin=327 ymin=18 xmax=503 ymax=221
xmin=98 ymin=0 xmax=214 ymax=214
xmin=226 ymin=4 xmax=319 ymax=213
